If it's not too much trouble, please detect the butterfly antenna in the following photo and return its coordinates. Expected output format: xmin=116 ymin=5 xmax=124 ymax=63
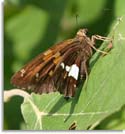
xmin=75 ymin=14 xmax=79 ymax=27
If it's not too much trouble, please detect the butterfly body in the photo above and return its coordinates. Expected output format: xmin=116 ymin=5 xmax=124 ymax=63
xmin=11 ymin=29 xmax=96 ymax=97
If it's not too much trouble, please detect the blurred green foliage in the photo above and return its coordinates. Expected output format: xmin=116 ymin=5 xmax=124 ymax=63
xmin=4 ymin=0 xmax=124 ymax=130
xmin=96 ymin=106 xmax=125 ymax=130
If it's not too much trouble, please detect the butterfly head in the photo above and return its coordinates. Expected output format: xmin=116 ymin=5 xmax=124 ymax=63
xmin=76 ymin=28 xmax=88 ymax=37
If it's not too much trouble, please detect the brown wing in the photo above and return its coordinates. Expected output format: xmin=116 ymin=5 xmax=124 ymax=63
xmin=53 ymin=52 xmax=82 ymax=97
xmin=11 ymin=38 xmax=81 ymax=93
xmin=32 ymin=47 xmax=83 ymax=97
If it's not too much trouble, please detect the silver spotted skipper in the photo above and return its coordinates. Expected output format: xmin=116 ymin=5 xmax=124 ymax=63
xmin=11 ymin=29 xmax=110 ymax=97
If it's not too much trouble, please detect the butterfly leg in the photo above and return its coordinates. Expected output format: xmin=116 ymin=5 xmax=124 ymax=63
xmin=90 ymin=35 xmax=112 ymax=55
xmin=91 ymin=35 xmax=111 ymax=42
xmin=80 ymin=60 xmax=89 ymax=80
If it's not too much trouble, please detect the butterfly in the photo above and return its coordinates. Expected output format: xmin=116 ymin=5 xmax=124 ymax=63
xmin=11 ymin=29 xmax=109 ymax=98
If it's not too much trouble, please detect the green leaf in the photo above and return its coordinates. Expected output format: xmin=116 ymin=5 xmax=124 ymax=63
xmin=95 ymin=106 xmax=125 ymax=130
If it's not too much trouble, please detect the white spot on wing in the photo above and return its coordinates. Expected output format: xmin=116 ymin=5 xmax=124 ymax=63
xmin=68 ymin=64 xmax=79 ymax=80
xmin=65 ymin=65 xmax=70 ymax=72
xmin=60 ymin=62 xmax=65 ymax=69
xmin=74 ymin=84 xmax=76 ymax=88
xmin=28 ymin=86 xmax=31 ymax=90
xmin=20 ymin=69 xmax=25 ymax=77
xmin=35 ymin=73 xmax=39 ymax=78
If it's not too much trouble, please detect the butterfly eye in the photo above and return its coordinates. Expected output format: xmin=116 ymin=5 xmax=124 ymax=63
xmin=77 ymin=28 xmax=88 ymax=37
xmin=83 ymin=28 xmax=88 ymax=33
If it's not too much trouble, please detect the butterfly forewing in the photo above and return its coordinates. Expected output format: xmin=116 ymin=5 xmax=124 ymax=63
xmin=11 ymin=29 xmax=93 ymax=97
